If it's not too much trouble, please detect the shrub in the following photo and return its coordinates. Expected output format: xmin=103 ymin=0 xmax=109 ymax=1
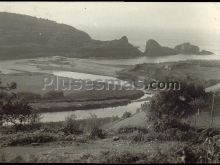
xmin=153 ymin=118 xmax=195 ymax=133
xmin=89 ymin=127 xmax=105 ymax=139
xmin=98 ymin=150 xmax=147 ymax=163
xmin=122 ymin=111 xmax=132 ymax=119
xmin=149 ymin=82 xmax=210 ymax=120
xmin=0 ymin=81 xmax=39 ymax=127
xmin=118 ymin=126 xmax=148 ymax=134
xmin=0 ymin=97 xmax=35 ymax=127
xmin=95 ymin=142 xmax=220 ymax=163
xmin=97 ymin=149 xmax=176 ymax=163
xmin=62 ymin=114 xmax=83 ymax=135
xmin=131 ymin=132 xmax=145 ymax=143
xmin=5 ymin=132 xmax=58 ymax=146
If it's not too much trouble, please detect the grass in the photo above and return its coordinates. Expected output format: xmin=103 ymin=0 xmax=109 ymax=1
xmin=31 ymin=99 xmax=131 ymax=113
xmin=1 ymin=132 xmax=59 ymax=146
xmin=117 ymin=60 xmax=220 ymax=88
xmin=0 ymin=113 xmax=220 ymax=163
xmin=1 ymin=72 xmax=144 ymax=113
xmin=1 ymin=58 xmax=220 ymax=163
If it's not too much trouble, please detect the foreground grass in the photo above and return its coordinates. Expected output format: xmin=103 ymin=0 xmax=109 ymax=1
xmin=0 ymin=113 xmax=220 ymax=163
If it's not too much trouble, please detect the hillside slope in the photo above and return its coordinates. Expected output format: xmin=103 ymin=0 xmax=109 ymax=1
xmin=0 ymin=12 xmax=143 ymax=60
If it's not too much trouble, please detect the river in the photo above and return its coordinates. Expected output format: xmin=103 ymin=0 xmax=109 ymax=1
xmin=41 ymin=94 xmax=151 ymax=122
xmin=1 ymin=53 xmax=220 ymax=122
xmin=90 ymin=54 xmax=220 ymax=66
xmin=39 ymin=71 xmax=152 ymax=122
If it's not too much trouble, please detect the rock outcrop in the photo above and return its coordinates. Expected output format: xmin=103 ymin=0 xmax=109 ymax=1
xmin=144 ymin=39 xmax=213 ymax=57
xmin=77 ymin=36 xmax=143 ymax=58
xmin=144 ymin=39 xmax=177 ymax=56
xmin=198 ymin=50 xmax=214 ymax=55
xmin=174 ymin=42 xmax=199 ymax=54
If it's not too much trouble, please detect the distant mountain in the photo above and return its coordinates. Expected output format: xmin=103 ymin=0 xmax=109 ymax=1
xmin=144 ymin=39 xmax=213 ymax=57
xmin=0 ymin=12 xmax=143 ymax=60
xmin=0 ymin=12 xmax=214 ymax=60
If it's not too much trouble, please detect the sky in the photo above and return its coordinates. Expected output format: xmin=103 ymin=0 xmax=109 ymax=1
xmin=0 ymin=2 xmax=220 ymax=50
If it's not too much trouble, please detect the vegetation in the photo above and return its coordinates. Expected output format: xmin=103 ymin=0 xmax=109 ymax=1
xmin=62 ymin=114 xmax=83 ymax=135
xmin=149 ymin=82 xmax=210 ymax=120
xmin=17 ymin=92 xmax=41 ymax=101
xmin=1 ymin=62 xmax=220 ymax=163
xmin=118 ymin=60 xmax=220 ymax=88
xmin=43 ymin=91 xmax=64 ymax=99
xmin=0 ymin=81 xmax=40 ymax=128
xmin=2 ymin=132 xmax=58 ymax=146
xmin=121 ymin=111 xmax=132 ymax=119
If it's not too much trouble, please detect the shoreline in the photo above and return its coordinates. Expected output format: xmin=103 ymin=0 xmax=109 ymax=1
xmin=32 ymin=99 xmax=131 ymax=113
xmin=31 ymin=92 xmax=147 ymax=113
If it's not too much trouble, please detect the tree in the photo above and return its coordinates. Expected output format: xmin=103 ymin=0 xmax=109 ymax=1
xmin=149 ymin=82 xmax=210 ymax=120
xmin=0 ymin=80 xmax=39 ymax=127
xmin=148 ymin=82 xmax=211 ymax=133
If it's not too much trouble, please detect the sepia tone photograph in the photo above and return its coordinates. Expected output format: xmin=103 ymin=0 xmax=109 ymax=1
xmin=0 ymin=1 xmax=220 ymax=163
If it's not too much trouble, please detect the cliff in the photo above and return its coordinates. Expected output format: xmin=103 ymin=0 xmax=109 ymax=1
xmin=144 ymin=39 xmax=177 ymax=56
xmin=144 ymin=39 xmax=213 ymax=57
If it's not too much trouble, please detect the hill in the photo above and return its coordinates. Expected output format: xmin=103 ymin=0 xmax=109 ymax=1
xmin=0 ymin=12 xmax=143 ymax=60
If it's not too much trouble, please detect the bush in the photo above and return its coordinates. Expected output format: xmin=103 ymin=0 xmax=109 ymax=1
xmin=62 ymin=114 xmax=83 ymax=135
xmin=98 ymin=150 xmax=147 ymax=163
xmin=0 ymin=97 xmax=35 ymax=127
xmin=174 ymin=142 xmax=220 ymax=163
xmin=153 ymin=118 xmax=195 ymax=133
xmin=5 ymin=132 xmax=58 ymax=146
xmin=96 ymin=149 xmax=176 ymax=163
xmin=93 ymin=141 xmax=220 ymax=163
xmin=131 ymin=132 xmax=145 ymax=143
xmin=0 ymin=82 xmax=41 ymax=128
xmin=89 ymin=127 xmax=105 ymax=139
xmin=122 ymin=111 xmax=132 ymax=119
xmin=150 ymin=118 xmax=200 ymax=142
xmin=149 ymin=82 xmax=210 ymax=120
xmin=118 ymin=126 xmax=148 ymax=134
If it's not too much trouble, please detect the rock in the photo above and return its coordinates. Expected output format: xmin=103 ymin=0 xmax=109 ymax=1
xmin=81 ymin=36 xmax=143 ymax=58
xmin=174 ymin=42 xmax=200 ymax=54
xmin=144 ymin=39 xmax=214 ymax=56
xmin=120 ymin=36 xmax=129 ymax=43
xmin=199 ymin=50 xmax=213 ymax=55
xmin=144 ymin=39 xmax=177 ymax=56
xmin=113 ymin=136 xmax=120 ymax=141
